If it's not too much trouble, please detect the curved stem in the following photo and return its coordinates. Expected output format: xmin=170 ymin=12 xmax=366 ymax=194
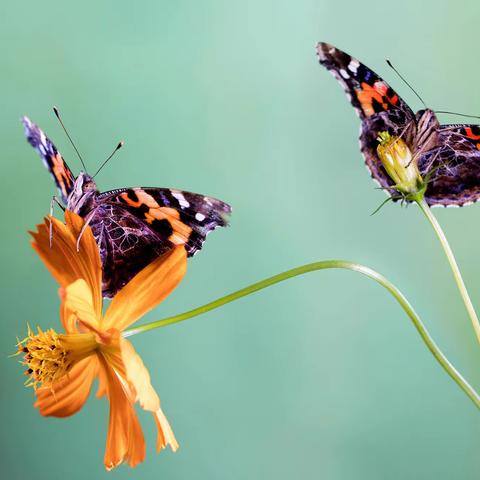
xmin=416 ymin=199 xmax=480 ymax=344
xmin=124 ymin=260 xmax=480 ymax=409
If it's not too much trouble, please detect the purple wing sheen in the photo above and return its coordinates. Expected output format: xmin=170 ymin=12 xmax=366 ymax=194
xmin=88 ymin=187 xmax=231 ymax=297
xmin=419 ymin=124 xmax=480 ymax=206
xmin=22 ymin=116 xmax=76 ymax=203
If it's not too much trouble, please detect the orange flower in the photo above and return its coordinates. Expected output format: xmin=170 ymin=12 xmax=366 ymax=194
xmin=18 ymin=211 xmax=187 ymax=470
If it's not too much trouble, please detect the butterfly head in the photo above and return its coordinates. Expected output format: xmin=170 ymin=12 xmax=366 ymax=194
xmin=67 ymin=172 xmax=98 ymax=214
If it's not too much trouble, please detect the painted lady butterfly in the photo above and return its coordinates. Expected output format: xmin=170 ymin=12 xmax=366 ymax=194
xmin=317 ymin=42 xmax=480 ymax=207
xmin=23 ymin=116 xmax=231 ymax=297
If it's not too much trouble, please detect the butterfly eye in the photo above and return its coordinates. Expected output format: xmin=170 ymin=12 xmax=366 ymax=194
xmin=78 ymin=175 xmax=96 ymax=193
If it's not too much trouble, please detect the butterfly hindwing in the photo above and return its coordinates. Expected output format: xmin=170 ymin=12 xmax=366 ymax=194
xmin=88 ymin=204 xmax=174 ymax=297
xmin=22 ymin=116 xmax=75 ymax=203
xmin=419 ymin=124 xmax=480 ymax=206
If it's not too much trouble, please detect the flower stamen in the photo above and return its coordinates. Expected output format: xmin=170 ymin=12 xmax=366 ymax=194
xmin=17 ymin=327 xmax=97 ymax=389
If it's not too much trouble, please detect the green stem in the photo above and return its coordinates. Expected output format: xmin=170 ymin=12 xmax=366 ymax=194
xmin=124 ymin=260 xmax=480 ymax=409
xmin=417 ymin=198 xmax=480 ymax=344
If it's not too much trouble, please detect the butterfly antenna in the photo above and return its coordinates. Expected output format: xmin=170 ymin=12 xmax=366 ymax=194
xmin=53 ymin=106 xmax=88 ymax=172
xmin=435 ymin=110 xmax=480 ymax=120
xmin=386 ymin=59 xmax=427 ymax=109
xmin=93 ymin=141 xmax=124 ymax=178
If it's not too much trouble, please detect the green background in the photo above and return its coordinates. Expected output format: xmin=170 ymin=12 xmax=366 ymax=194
xmin=1 ymin=0 xmax=479 ymax=478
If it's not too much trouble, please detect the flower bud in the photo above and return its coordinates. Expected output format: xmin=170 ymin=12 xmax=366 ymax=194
xmin=376 ymin=132 xmax=424 ymax=198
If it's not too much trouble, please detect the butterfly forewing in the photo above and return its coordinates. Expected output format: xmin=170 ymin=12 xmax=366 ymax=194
xmin=22 ymin=116 xmax=76 ymax=203
xmin=316 ymin=42 xmax=413 ymax=121
xmin=317 ymin=42 xmax=416 ymax=193
xmin=98 ymin=187 xmax=231 ymax=256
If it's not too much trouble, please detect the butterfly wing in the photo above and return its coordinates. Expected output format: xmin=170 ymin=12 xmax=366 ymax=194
xmin=316 ymin=42 xmax=413 ymax=121
xmin=89 ymin=205 xmax=173 ymax=297
xmin=99 ymin=187 xmax=231 ymax=255
xmin=22 ymin=116 xmax=76 ymax=204
xmin=90 ymin=187 xmax=231 ymax=297
xmin=419 ymin=124 xmax=480 ymax=206
xmin=316 ymin=42 xmax=417 ymax=192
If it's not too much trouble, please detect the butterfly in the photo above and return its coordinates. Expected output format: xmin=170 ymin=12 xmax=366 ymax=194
xmin=23 ymin=116 xmax=232 ymax=297
xmin=316 ymin=42 xmax=480 ymax=207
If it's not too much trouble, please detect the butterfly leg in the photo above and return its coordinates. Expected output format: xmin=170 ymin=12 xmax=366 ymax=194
xmin=49 ymin=196 xmax=65 ymax=248
xmin=76 ymin=212 xmax=94 ymax=252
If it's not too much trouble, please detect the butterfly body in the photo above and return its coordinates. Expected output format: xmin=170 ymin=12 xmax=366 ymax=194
xmin=316 ymin=42 xmax=480 ymax=207
xmin=23 ymin=117 xmax=231 ymax=297
xmin=65 ymin=172 xmax=98 ymax=214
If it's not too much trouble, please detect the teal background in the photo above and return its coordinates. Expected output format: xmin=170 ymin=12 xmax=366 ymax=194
xmin=1 ymin=0 xmax=479 ymax=478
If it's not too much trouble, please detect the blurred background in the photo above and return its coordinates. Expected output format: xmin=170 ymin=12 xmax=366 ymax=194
xmin=1 ymin=0 xmax=479 ymax=478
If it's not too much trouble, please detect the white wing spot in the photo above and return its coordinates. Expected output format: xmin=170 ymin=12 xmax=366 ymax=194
xmin=171 ymin=190 xmax=190 ymax=208
xmin=39 ymin=131 xmax=47 ymax=148
xmin=195 ymin=213 xmax=206 ymax=222
xmin=339 ymin=69 xmax=350 ymax=79
xmin=348 ymin=59 xmax=359 ymax=74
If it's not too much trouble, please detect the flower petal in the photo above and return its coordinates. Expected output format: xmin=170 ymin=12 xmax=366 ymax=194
xmin=63 ymin=279 xmax=100 ymax=331
xmin=102 ymin=246 xmax=187 ymax=331
xmin=154 ymin=408 xmax=179 ymax=452
xmin=96 ymin=362 xmax=108 ymax=399
xmin=34 ymin=356 xmax=98 ymax=417
xmin=121 ymin=338 xmax=159 ymax=410
xmin=98 ymin=349 xmax=146 ymax=470
xmin=30 ymin=211 xmax=102 ymax=319
xmin=121 ymin=338 xmax=179 ymax=452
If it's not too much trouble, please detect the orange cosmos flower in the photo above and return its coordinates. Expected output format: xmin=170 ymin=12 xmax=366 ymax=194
xmin=18 ymin=211 xmax=187 ymax=470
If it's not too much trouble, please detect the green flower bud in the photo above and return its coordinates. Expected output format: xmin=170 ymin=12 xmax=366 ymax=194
xmin=376 ymin=132 xmax=425 ymax=198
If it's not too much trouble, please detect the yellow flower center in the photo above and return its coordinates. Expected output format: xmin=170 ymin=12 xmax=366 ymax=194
xmin=18 ymin=327 xmax=97 ymax=389
xmin=376 ymin=132 xmax=424 ymax=197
